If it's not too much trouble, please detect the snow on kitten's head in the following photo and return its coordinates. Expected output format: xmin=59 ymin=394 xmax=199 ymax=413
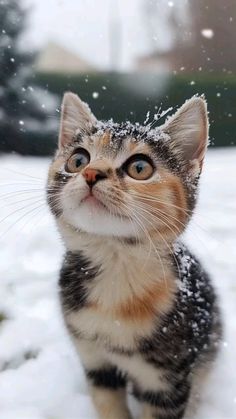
xmin=47 ymin=92 xmax=208 ymax=242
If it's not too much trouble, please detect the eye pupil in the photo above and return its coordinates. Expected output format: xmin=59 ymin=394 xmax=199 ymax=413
xmin=76 ymin=156 xmax=84 ymax=167
xmin=136 ymin=162 xmax=144 ymax=173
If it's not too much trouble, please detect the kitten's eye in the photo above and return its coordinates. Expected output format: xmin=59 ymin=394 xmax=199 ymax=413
xmin=66 ymin=148 xmax=90 ymax=173
xmin=126 ymin=158 xmax=154 ymax=180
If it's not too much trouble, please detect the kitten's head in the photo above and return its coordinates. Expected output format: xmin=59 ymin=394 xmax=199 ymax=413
xmin=47 ymin=92 xmax=208 ymax=243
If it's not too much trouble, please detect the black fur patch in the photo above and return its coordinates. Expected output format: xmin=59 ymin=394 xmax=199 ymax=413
xmin=59 ymin=251 xmax=101 ymax=311
xmin=86 ymin=366 xmax=126 ymax=389
xmin=156 ymin=411 xmax=185 ymax=419
xmin=137 ymin=242 xmax=222 ymax=397
xmin=133 ymin=384 xmax=190 ymax=409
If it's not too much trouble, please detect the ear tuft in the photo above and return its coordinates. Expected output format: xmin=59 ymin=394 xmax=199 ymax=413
xmin=59 ymin=92 xmax=97 ymax=148
xmin=162 ymin=96 xmax=209 ymax=173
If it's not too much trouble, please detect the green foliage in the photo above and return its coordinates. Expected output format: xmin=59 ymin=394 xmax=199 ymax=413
xmin=35 ymin=72 xmax=236 ymax=150
xmin=0 ymin=311 xmax=7 ymax=323
xmin=1 ymin=66 xmax=235 ymax=155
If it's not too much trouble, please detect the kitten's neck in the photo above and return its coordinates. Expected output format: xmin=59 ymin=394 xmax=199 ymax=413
xmin=57 ymin=219 xmax=174 ymax=276
xmin=58 ymin=219 xmax=177 ymax=314
xmin=58 ymin=217 xmax=172 ymax=251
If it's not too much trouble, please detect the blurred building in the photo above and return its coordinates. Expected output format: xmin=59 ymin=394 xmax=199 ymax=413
xmin=36 ymin=41 xmax=95 ymax=73
xmin=140 ymin=0 xmax=236 ymax=74
xmin=136 ymin=53 xmax=170 ymax=73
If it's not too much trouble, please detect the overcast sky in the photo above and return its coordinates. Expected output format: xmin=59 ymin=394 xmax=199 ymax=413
xmin=23 ymin=0 xmax=174 ymax=70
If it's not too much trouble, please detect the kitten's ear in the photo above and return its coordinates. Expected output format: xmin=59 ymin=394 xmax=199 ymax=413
xmin=59 ymin=92 xmax=97 ymax=148
xmin=162 ymin=96 xmax=208 ymax=174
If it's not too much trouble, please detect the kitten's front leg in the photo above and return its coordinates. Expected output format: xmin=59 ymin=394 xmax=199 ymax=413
xmin=75 ymin=340 xmax=132 ymax=419
xmin=135 ymin=377 xmax=190 ymax=419
xmin=89 ymin=381 xmax=131 ymax=419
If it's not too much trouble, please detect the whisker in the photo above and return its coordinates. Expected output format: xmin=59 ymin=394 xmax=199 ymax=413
xmin=124 ymin=205 xmax=167 ymax=286
xmin=0 ymin=167 xmax=45 ymax=181
xmin=129 ymin=191 xmax=192 ymax=215
xmin=128 ymin=202 xmax=181 ymax=278
xmin=129 ymin=190 xmax=220 ymax=242
xmin=0 ymin=194 xmax=47 ymax=209
xmin=0 ymin=189 xmax=45 ymax=200
xmin=0 ymin=198 xmax=46 ymax=228
xmin=0 ymin=181 xmax=44 ymax=187
xmin=0 ymin=201 xmax=47 ymax=239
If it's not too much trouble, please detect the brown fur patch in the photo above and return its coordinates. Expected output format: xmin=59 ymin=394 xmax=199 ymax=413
xmin=100 ymin=131 xmax=111 ymax=148
xmin=127 ymin=138 xmax=140 ymax=152
xmin=131 ymin=143 xmax=153 ymax=155
xmin=90 ymin=278 xmax=175 ymax=323
xmin=115 ymin=278 xmax=175 ymax=321
xmin=129 ymin=167 xmax=188 ymax=238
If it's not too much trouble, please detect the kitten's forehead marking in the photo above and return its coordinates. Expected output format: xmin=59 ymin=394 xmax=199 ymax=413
xmin=69 ymin=120 xmax=168 ymax=174
xmin=100 ymin=131 xmax=111 ymax=147
xmin=91 ymin=134 xmax=153 ymax=168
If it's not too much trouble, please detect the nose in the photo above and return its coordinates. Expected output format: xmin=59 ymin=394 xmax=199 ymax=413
xmin=82 ymin=167 xmax=108 ymax=187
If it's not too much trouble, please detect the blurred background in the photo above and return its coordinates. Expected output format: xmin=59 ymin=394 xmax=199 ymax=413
xmin=0 ymin=0 xmax=236 ymax=155
xmin=0 ymin=2 xmax=236 ymax=418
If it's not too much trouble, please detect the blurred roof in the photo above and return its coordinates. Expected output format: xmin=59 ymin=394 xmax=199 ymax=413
xmin=136 ymin=53 xmax=171 ymax=73
xmin=36 ymin=41 xmax=95 ymax=74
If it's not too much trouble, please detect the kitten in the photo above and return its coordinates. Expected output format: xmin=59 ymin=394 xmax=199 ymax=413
xmin=47 ymin=92 xmax=222 ymax=419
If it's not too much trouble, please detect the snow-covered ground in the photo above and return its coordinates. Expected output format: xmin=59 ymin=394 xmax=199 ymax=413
xmin=0 ymin=149 xmax=235 ymax=419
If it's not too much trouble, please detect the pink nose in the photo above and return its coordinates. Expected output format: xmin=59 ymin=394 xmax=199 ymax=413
xmin=83 ymin=168 xmax=98 ymax=183
xmin=82 ymin=168 xmax=107 ymax=187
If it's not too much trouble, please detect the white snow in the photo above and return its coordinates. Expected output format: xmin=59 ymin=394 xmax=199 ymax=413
xmin=0 ymin=149 xmax=236 ymax=419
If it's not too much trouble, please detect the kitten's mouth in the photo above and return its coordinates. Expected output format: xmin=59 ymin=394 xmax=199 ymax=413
xmin=80 ymin=192 xmax=130 ymax=220
xmin=81 ymin=193 xmax=109 ymax=211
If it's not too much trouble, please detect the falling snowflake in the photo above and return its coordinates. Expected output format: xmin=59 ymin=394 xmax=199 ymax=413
xmin=92 ymin=92 xmax=99 ymax=99
xmin=144 ymin=111 xmax=150 ymax=125
xmin=201 ymin=29 xmax=214 ymax=39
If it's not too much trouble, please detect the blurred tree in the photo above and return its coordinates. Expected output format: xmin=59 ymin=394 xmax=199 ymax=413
xmin=0 ymin=0 xmax=58 ymax=154
xmin=142 ymin=0 xmax=236 ymax=73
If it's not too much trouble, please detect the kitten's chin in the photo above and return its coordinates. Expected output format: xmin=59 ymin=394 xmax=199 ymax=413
xmin=62 ymin=201 xmax=139 ymax=238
